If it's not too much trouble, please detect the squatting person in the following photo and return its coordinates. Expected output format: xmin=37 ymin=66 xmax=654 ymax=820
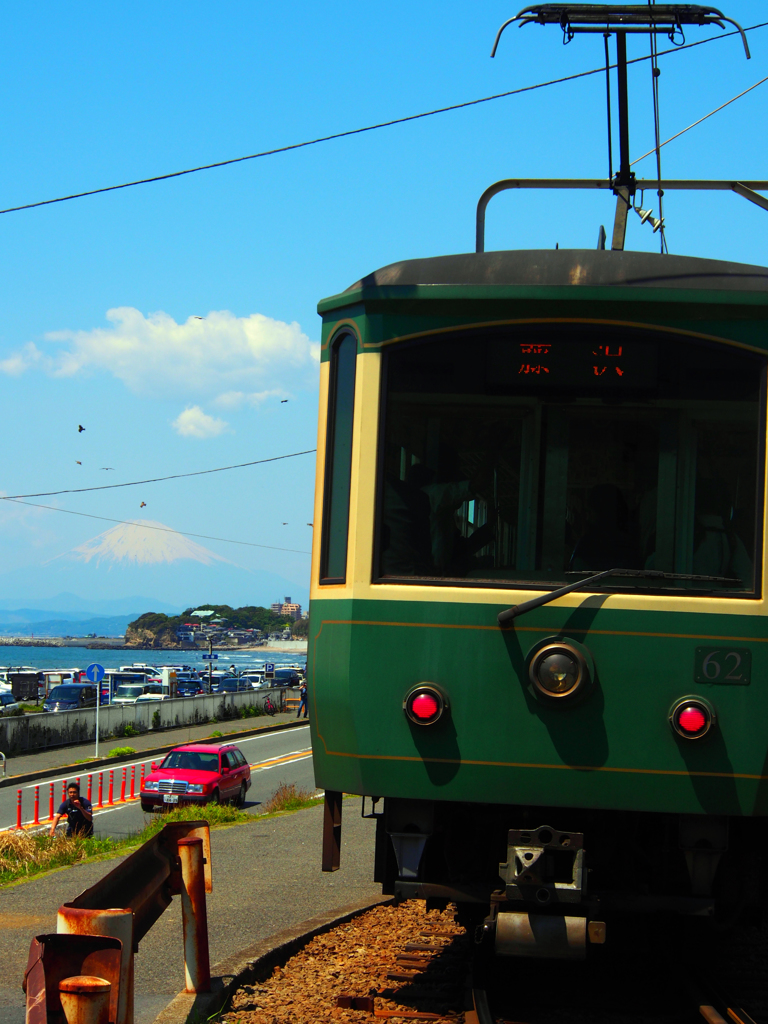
xmin=50 ymin=781 xmax=94 ymax=838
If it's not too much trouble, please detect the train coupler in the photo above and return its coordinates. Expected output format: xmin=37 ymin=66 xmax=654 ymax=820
xmin=499 ymin=824 xmax=585 ymax=906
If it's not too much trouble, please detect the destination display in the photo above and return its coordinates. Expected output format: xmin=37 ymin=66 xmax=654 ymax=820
xmin=491 ymin=336 xmax=658 ymax=389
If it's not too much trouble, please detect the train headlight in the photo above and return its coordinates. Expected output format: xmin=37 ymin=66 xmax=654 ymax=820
xmin=670 ymin=697 xmax=715 ymax=740
xmin=528 ymin=641 xmax=591 ymax=701
xmin=404 ymin=684 xmax=448 ymax=726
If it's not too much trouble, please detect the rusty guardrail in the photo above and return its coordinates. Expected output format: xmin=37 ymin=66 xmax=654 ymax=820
xmin=22 ymin=820 xmax=212 ymax=1024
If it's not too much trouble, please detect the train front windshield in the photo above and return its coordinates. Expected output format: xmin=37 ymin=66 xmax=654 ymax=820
xmin=377 ymin=325 xmax=764 ymax=593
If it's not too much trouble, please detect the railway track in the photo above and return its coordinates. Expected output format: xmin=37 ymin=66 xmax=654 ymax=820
xmin=220 ymin=901 xmax=765 ymax=1024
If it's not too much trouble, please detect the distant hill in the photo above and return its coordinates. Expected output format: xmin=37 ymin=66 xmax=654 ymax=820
xmin=0 ymin=614 xmax=138 ymax=637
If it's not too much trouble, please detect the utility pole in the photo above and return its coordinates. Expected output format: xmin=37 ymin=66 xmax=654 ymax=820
xmin=208 ymin=637 xmax=213 ymax=693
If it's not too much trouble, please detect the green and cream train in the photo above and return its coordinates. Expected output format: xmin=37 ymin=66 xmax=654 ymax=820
xmin=307 ymin=244 xmax=768 ymax=956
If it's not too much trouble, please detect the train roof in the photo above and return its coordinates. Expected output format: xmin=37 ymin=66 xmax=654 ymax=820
xmin=343 ymin=250 xmax=768 ymax=295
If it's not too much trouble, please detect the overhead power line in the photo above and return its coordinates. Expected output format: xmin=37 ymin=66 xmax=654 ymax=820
xmin=0 ymin=448 xmax=316 ymax=501
xmin=0 ymin=21 xmax=765 ymax=218
xmin=8 ymin=498 xmax=311 ymax=555
xmin=632 ymin=72 xmax=768 ymax=165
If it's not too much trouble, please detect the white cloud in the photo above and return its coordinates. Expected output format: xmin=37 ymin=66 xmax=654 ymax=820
xmin=1 ymin=308 xmax=320 ymax=397
xmin=172 ymin=406 xmax=230 ymax=439
xmin=213 ymin=388 xmax=288 ymax=409
xmin=0 ymin=342 xmax=43 ymax=376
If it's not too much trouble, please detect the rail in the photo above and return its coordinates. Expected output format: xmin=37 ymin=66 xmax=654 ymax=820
xmin=22 ymin=819 xmax=212 ymax=1024
xmin=476 ymin=178 xmax=768 ymax=253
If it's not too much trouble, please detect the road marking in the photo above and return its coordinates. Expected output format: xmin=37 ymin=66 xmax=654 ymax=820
xmin=251 ymin=751 xmax=313 ymax=772
xmin=14 ymin=725 xmax=312 ymax=793
xmin=6 ymin=744 xmax=314 ymax=830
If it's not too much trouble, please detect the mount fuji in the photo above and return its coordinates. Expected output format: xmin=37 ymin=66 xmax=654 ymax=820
xmin=0 ymin=520 xmax=309 ymax=612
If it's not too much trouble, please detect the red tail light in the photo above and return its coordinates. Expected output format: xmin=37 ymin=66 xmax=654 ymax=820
xmin=670 ymin=697 xmax=715 ymax=740
xmin=404 ymin=685 xmax=448 ymax=726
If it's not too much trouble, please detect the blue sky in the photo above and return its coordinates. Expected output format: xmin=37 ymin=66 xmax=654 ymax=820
xmin=0 ymin=2 xmax=766 ymax=610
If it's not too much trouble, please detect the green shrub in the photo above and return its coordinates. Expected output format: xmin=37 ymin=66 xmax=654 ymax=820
xmin=108 ymin=746 xmax=137 ymax=758
xmin=113 ymin=722 xmax=139 ymax=738
xmin=209 ymin=729 xmax=223 ymax=738
xmin=152 ymin=710 xmax=161 ymax=731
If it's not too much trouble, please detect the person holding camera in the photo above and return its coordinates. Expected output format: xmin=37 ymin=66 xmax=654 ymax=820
xmin=49 ymin=782 xmax=94 ymax=838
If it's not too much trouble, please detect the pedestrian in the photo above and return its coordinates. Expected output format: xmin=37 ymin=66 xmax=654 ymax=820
xmin=49 ymin=782 xmax=94 ymax=838
xmin=297 ymin=681 xmax=308 ymax=719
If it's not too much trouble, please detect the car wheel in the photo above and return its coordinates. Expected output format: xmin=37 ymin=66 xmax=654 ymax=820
xmin=140 ymin=801 xmax=155 ymax=813
xmin=236 ymin=783 xmax=247 ymax=808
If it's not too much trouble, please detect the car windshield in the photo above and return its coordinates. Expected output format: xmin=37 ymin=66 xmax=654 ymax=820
xmin=160 ymin=751 xmax=220 ymax=772
xmin=1 ymin=694 xmax=14 ymax=704
xmin=116 ymin=685 xmax=144 ymax=698
xmin=377 ymin=325 xmax=764 ymax=594
xmin=48 ymin=686 xmax=82 ymax=700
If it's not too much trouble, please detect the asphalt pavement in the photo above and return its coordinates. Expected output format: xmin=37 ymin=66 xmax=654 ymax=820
xmin=0 ymin=713 xmax=308 ymax=833
xmin=2 ymin=796 xmax=380 ymax=1024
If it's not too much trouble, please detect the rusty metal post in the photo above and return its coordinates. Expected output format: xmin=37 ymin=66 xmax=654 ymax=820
xmin=59 ymin=975 xmax=111 ymax=1024
xmin=108 ymin=771 xmax=114 ymax=806
xmin=97 ymin=773 xmax=103 ymax=808
xmin=49 ymin=782 xmax=55 ymax=820
xmin=130 ymin=765 xmax=135 ymax=799
xmin=57 ymin=907 xmax=134 ymax=1024
xmin=177 ymin=837 xmax=211 ymax=993
xmin=16 ymin=788 xmax=22 ymax=829
xmin=120 ymin=767 xmax=126 ymax=802
xmin=88 ymin=774 xmax=93 ymax=802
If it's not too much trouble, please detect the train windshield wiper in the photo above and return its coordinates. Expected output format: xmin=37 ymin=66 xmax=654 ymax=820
xmin=497 ymin=568 xmax=742 ymax=625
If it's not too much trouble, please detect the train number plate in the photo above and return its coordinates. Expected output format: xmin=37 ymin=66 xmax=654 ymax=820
xmin=694 ymin=647 xmax=751 ymax=685
xmin=163 ymin=794 xmax=180 ymax=804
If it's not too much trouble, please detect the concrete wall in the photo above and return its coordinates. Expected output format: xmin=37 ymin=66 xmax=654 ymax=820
xmin=0 ymin=688 xmax=294 ymax=756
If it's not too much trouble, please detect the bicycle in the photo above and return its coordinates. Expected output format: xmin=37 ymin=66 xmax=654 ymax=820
xmin=262 ymin=695 xmax=277 ymax=717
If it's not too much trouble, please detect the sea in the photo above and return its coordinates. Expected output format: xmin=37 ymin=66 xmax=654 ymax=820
xmin=0 ymin=647 xmax=306 ymax=673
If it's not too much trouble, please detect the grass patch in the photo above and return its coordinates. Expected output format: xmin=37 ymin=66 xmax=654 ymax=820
xmin=0 ymin=802 xmax=250 ymax=888
xmin=141 ymin=803 xmax=250 ymax=837
xmin=0 ymin=831 xmax=116 ymax=887
xmin=209 ymin=729 xmax=223 ymax=737
xmin=1 ymin=783 xmax=321 ymax=889
xmin=108 ymin=746 xmax=137 ymax=758
xmin=261 ymin=781 xmax=321 ymax=815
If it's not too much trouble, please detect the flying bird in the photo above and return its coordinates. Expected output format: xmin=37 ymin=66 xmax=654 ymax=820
xmin=280 ymin=399 xmax=288 ymax=403
xmin=140 ymin=501 xmax=146 ymax=508
xmin=282 ymin=522 xmax=288 ymax=525
xmin=192 ymin=316 xmax=205 ymax=320
xmin=100 ymin=467 xmax=115 ymax=471
xmin=307 ymin=523 xmax=313 ymax=527
xmin=75 ymin=461 xmax=82 ymax=466
xmin=78 ymin=425 xmax=85 ymax=432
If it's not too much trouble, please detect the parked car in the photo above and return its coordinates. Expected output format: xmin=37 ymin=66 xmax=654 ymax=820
xmin=273 ymin=668 xmax=301 ymax=687
xmin=135 ymin=693 xmax=169 ymax=703
xmin=0 ymin=692 xmax=20 ymax=714
xmin=140 ymin=743 xmax=251 ymax=811
xmin=216 ymin=677 xmax=252 ymax=694
xmin=176 ymin=681 xmax=205 ymax=697
xmin=43 ymin=684 xmax=98 ymax=713
xmin=113 ymin=683 xmax=152 ymax=706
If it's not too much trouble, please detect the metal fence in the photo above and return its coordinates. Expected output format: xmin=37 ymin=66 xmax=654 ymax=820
xmin=0 ymin=687 xmax=289 ymax=756
xmin=23 ymin=820 xmax=213 ymax=1023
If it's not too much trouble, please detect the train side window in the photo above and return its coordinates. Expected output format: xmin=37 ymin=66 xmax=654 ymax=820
xmin=320 ymin=332 xmax=357 ymax=583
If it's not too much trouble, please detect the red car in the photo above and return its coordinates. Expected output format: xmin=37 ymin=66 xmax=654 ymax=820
xmin=140 ymin=742 xmax=251 ymax=812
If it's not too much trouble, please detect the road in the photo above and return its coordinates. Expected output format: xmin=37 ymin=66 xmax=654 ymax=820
xmin=3 ymin=797 xmax=380 ymax=1024
xmin=0 ymin=725 xmax=315 ymax=835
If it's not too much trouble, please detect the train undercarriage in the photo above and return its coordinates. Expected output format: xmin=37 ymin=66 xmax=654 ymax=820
xmin=365 ymin=797 xmax=768 ymax=959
